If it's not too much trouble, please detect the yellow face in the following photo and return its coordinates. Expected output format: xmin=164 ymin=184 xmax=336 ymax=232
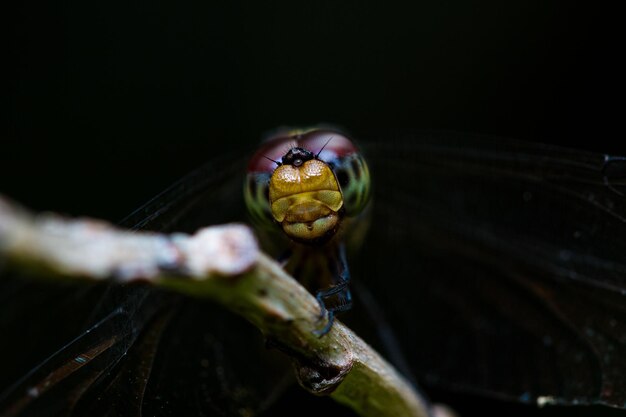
xmin=269 ymin=159 xmax=344 ymax=242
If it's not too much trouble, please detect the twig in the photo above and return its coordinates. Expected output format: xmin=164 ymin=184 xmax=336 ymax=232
xmin=0 ymin=195 xmax=435 ymax=417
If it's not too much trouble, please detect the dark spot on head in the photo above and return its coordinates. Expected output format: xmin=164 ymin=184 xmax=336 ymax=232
xmin=257 ymin=288 xmax=268 ymax=297
xmin=282 ymin=147 xmax=314 ymax=166
xmin=335 ymin=169 xmax=349 ymax=188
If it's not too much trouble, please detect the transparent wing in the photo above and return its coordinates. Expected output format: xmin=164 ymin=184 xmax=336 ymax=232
xmin=0 ymin=148 xmax=292 ymax=417
xmin=0 ymin=276 xmax=167 ymax=417
xmin=6 ymin=132 xmax=626 ymax=415
xmin=356 ymin=131 xmax=626 ymax=409
xmin=119 ymin=151 xmax=249 ymax=232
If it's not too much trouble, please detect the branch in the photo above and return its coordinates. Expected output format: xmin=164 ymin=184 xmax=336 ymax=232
xmin=0 ymin=195 xmax=445 ymax=417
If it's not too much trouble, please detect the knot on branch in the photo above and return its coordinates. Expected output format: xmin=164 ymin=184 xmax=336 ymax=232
xmin=177 ymin=224 xmax=259 ymax=277
xmin=296 ymin=357 xmax=354 ymax=395
xmin=267 ymin=336 xmax=354 ymax=395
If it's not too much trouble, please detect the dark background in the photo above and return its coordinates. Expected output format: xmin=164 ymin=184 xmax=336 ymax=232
xmin=2 ymin=1 xmax=623 ymax=416
xmin=3 ymin=1 xmax=621 ymax=221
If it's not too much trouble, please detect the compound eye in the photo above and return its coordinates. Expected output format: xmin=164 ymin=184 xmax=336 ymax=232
xmin=244 ymin=128 xmax=371 ymax=234
xmin=243 ymin=172 xmax=274 ymax=229
xmin=332 ymin=154 xmax=371 ymax=216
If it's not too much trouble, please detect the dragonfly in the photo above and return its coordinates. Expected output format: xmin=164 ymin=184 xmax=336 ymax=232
xmin=1 ymin=128 xmax=626 ymax=417
xmin=243 ymin=128 xmax=372 ymax=335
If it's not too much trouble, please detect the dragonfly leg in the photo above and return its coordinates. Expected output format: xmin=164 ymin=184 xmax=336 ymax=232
xmin=313 ymin=244 xmax=352 ymax=337
xmin=313 ymin=310 xmax=335 ymax=337
xmin=313 ymin=283 xmax=353 ymax=337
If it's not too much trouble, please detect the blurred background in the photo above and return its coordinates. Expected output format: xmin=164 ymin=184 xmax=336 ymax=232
xmin=3 ymin=1 xmax=620 ymax=221
xmin=2 ymin=2 xmax=623 ymax=415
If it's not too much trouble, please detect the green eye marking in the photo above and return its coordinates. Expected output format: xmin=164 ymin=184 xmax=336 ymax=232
xmin=243 ymin=173 xmax=275 ymax=230
xmin=333 ymin=153 xmax=371 ymax=216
